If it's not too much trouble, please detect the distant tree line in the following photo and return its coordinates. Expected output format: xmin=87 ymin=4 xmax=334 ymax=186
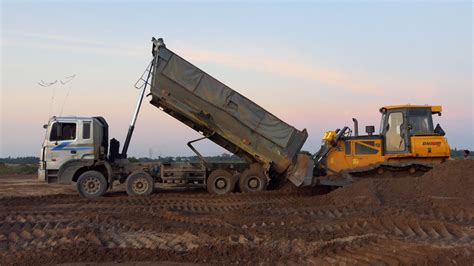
xmin=450 ymin=148 xmax=473 ymax=159
xmin=1 ymin=149 xmax=471 ymax=165
xmin=0 ymin=154 xmax=243 ymax=165
xmin=128 ymin=153 xmax=243 ymax=163
xmin=0 ymin=157 xmax=39 ymax=164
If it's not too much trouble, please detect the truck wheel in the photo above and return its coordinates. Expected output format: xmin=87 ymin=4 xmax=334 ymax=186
xmin=126 ymin=171 xmax=154 ymax=196
xmin=239 ymin=168 xmax=268 ymax=193
xmin=207 ymin=170 xmax=235 ymax=194
xmin=77 ymin=170 xmax=108 ymax=198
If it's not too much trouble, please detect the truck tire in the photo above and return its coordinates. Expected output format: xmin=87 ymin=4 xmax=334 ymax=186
xmin=76 ymin=170 xmax=108 ymax=198
xmin=126 ymin=171 xmax=154 ymax=196
xmin=207 ymin=170 xmax=235 ymax=194
xmin=239 ymin=168 xmax=268 ymax=193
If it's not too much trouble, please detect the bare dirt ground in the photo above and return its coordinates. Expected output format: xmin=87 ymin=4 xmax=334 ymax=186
xmin=0 ymin=174 xmax=76 ymax=197
xmin=1 ymin=160 xmax=473 ymax=265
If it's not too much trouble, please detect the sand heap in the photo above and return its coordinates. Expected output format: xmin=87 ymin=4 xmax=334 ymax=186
xmin=328 ymin=160 xmax=474 ymax=206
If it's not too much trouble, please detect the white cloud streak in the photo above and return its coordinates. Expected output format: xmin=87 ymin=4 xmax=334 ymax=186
xmin=3 ymin=31 xmax=438 ymax=97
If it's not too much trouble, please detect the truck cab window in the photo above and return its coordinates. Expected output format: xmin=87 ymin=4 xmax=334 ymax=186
xmin=83 ymin=121 xmax=91 ymax=139
xmin=50 ymin=122 xmax=76 ymax=141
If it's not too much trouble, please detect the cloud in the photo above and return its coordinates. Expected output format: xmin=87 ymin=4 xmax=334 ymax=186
xmin=177 ymin=46 xmax=385 ymax=95
xmin=176 ymin=45 xmax=445 ymax=98
xmin=3 ymin=31 xmax=439 ymax=97
xmin=6 ymin=31 xmax=114 ymax=48
xmin=3 ymin=31 xmax=146 ymax=57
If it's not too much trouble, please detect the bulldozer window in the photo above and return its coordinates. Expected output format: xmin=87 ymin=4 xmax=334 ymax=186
xmin=385 ymin=112 xmax=405 ymax=153
xmin=355 ymin=142 xmax=378 ymax=155
xmin=407 ymin=108 xmax=433 ymax=135
xmin=345 ymin=141 xmax=351 ymax=155
xmin=50 ymin=122 xmax=76 ymax=141
xmin=379 ymin=113 xmax=386 ymax=134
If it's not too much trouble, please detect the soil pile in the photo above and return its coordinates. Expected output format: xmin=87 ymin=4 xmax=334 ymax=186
xmin=419 ymin=159 xmax=474 ymax=200
xmin=328 ymin=160 xmax=474 ymax=206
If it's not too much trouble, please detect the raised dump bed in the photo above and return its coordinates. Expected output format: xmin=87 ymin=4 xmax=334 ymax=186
xmin=149 ymin=38 xmax=308 ymax=176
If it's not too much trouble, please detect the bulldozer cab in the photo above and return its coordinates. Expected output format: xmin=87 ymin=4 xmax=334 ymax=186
xmin=379 ymin=105 xmax=441 ymax=154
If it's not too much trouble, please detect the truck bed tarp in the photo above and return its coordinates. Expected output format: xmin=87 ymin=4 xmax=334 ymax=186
xmin=150 ymin=39 xmax=307 ymax=172
xmin=159 ymin=49 xmax=296 ymax=148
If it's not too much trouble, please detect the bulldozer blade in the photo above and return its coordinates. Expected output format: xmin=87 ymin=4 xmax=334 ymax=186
xmin=287 ymin=154 xmax=314 ymax=187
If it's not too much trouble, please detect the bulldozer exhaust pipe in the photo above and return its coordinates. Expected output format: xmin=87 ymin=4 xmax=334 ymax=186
xmin=352 ymin=118 xmax=359 ymax=137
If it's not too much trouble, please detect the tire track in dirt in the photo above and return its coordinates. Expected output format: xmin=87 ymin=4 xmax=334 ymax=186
xmin=311 ymin=238 xmax=474 ymax=265
xmin=1 ymin=160 xmax=474 ymax=264
xmin=0 ymin=212 xmax=207 ymax=252
xmin=4 ymin=196 xmax=472 ymax=252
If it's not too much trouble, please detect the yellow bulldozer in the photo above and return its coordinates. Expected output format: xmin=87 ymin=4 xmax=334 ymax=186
xmin=310 ymin=105 xmax=450 ymax=185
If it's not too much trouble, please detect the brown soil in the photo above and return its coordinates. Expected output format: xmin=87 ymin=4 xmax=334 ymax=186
xmin=0 ymin=174 xmax=76 ymax=197
xmin=1 ymin=160 xmax=473 ymax=265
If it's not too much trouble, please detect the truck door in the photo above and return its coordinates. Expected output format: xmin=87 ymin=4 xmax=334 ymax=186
xmin=44 ymin=121 xmax=80 ymax=171
xmin=384 ymin=111 xmax=409 ymax=153
xmin=76 ymin=120 xmax=95 ymax=160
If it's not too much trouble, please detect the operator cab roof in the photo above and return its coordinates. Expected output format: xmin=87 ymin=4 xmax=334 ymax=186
xmin=380 ymin=105 xmax=442 ymax=115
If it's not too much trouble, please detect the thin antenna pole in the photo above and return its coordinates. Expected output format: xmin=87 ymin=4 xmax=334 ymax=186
xmin=49 ymin=85 xmax=56 ymax=117
xmin=38 ymin=80 xmax=58 ymax=118
xmin=59 ymin=75 xmax=76 ymax=116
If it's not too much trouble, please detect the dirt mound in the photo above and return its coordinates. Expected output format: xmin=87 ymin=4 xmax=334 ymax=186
xmin=419 ymin=159 xmax=474 ymax=200
xmin=328 ymin=160 xmax=474 ymax=206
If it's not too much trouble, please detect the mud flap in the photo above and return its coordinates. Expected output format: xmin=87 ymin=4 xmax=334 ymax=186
xmin=287 ymin=154 xmax=314 ymax=187
xmin=38 ymin=169 xmax=46 ymax=182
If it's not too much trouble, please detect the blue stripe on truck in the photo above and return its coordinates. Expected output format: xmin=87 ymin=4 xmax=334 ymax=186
xmin=52 ymin=141 xmax=93 ymax=151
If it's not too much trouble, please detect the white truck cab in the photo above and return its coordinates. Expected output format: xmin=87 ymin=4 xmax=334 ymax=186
xmin=39 ymin=116 xmax=111 ymax=185
xmin=39 ymin=115 xmax=249 ymax=199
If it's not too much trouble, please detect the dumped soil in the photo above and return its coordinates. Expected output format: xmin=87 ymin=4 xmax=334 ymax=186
xmin=329 ymin=159 xmax=474 ymax=205
xmin=1 ymin=160 xmax=473 ymax=265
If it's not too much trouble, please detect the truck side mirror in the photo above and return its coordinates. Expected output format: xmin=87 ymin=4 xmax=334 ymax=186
xmin=43 ymin=124 xmax=48 ymax=129
xmin=366 ymin=125 xmax=375 ymax=136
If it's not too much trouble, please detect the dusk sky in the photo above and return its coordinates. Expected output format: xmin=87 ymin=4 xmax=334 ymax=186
xmin=1 ymin=1 xmax=472 ymax=157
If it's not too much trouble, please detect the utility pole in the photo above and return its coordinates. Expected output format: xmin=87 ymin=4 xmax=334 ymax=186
xmin=148 ymin=148 xmax=153 ymax=160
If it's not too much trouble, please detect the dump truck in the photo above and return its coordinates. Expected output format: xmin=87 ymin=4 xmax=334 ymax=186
xmin=39 ymin=37 xmax=451 ymax=198
xmin=38 ymin=38 xmax=309 ymax=198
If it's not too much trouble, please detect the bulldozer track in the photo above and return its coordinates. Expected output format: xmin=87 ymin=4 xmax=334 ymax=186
xmin=421 ymin=206 xmax=474 ymax=224
xmin=315 ymin=218 xmax=473 ymax=244
xmin=1 ymin=192 xmax=304 ymax=213
xmin=347 ymin=162 xmax=432 ymax=179
xmin=313 ymin=238 xmax=473 ymax=265
xmin=5 ymin=204 xmax=471 ymax=251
